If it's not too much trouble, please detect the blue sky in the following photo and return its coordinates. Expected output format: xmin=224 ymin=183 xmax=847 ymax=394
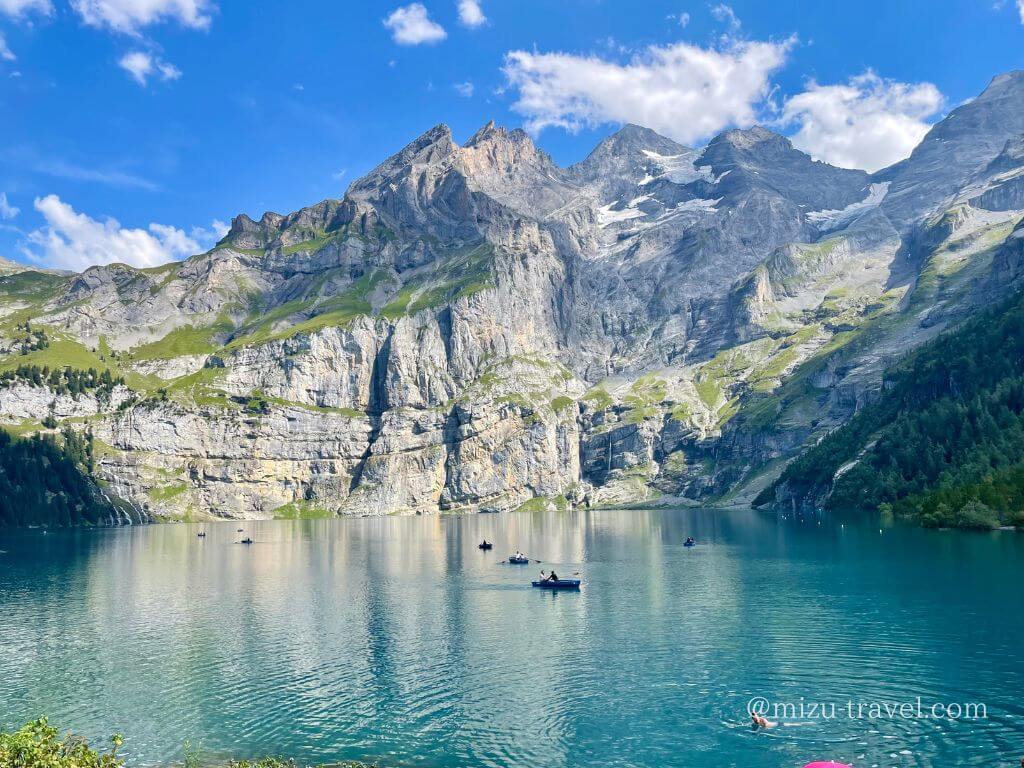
xmin=0 ymin=0 xmax=1022 ymax=271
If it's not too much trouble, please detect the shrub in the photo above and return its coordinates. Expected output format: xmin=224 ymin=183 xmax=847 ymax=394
xmin=0 ymin=718 xmax=123 ymax=768
xmin=955 ymin=499 xmax=1000 ymax=531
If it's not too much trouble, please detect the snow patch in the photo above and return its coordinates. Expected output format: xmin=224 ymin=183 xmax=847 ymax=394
xmin=807 ymin=182 xmax=890 ymax=231
xmin=596 ymin=203 xmax=647 ymax=227
xmin=640 ymin=150 xmax=716 ymax=185
xmin=675 ymin=197 xmax=721 ymax=213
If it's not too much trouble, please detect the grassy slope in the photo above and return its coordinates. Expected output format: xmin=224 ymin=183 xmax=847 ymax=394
xmin=756 ymin=285 xmax=1024 ymax=529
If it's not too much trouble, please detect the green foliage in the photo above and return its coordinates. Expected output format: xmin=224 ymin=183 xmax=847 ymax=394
xmin=0 ymin=271 xmax=67 ymax=305
xmin=550 ymin=395 xmax=574 ymax=413
xmin=759 ymin=287 xmax=1024 ymax=529
xmin=11 ymin=320 xmax=50 ymax=354
xmin=0 ymin=337 xmax=115 ymax=377
xmin=245 ymin=393 xmax=270 ymax=414
xmin=130 ymin=316 xmax=234 ymax=361
xmin=0 ymin=718 xmax=123 ymax=768
xmin=0 ymin=364 xmax=125 ymax=401
xmin=148 ymin=482 xmax=189 ymax=503
xmin=516 ymin=494 xmax=569 ymax=513
xmin=229 ymin=760 xmax=297 ymax=768
xmin=379 ymin=244 xmax=494 ymax=319
xmin=272 ymin=500 xmax=335 ymax=519
xmin=0 ymin=427 xmax=111 ymax=527
xmin=581 ymin=387 xmax=613 ymax=411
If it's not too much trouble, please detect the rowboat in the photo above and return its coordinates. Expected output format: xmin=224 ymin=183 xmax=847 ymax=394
xmin=531 ymin=579 xmax=580 ymax=590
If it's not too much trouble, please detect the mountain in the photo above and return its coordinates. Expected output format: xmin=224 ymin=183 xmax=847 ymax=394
xmin=1 ymin=71 xmax=1023 ymax=523
xmin=756 ymin=285 xmax=1024 ymax=530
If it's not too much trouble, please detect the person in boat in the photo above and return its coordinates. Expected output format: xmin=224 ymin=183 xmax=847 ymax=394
xmin=481 ymin=539 xmax=490 ymax=547
xmin=548 ymin=570 xmax=559 ymax=582
xmin=685 ymin=536 xmax=695 ymax=545
xmin=515 ymin=550 xmax=525 ymax=560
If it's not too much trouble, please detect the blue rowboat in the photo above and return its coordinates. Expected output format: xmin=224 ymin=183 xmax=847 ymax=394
xmin=509 ymin=555 xmax=530 ymax=564
xmin=532 ymin=579 xmax=580 ymax=590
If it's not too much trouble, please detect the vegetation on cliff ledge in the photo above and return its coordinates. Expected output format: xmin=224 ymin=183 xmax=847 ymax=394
xmin=757 ymin=287 xmax=1024 ymax=529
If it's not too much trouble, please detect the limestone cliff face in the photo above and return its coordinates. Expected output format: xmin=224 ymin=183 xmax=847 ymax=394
xmin=3 ymin=72 xmax=1024 ymax=521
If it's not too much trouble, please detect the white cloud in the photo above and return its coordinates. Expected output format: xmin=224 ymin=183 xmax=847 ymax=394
xmin=710 ymin=3 xmax=740 ymax=30
xmin=71 ymin=0 xmax=214 ymax=34
xmin=0 ymin=193 xmax=18 ymax=220
xmin=118 ymin=51 xmax=181 ymax=85
xmin=781 ymin=71 xmax=944 ymax=172
xmin=457 ymin=0 xmax=485 ymax=27
xmin=453 ymin=80 xmax=474 ymax=97
xmin=25 ymin=195 xmax=202 ymax=270
xmin=1018 ymin=0 xmax=1024 ymax=22
xmin=678 ymin=11 xmax=690 ymax=27
xmin=0 ymin=0 xmax=51 ymax=18
xmin=189 ymin=219 xmax=228 ymax=249
xmin=503 ymin=38 xmax=793 ymax=144
xmin=0 ymin=32 xmax=14 ymax=61
xmin=384 ymin=3 xmax=446 ymax=45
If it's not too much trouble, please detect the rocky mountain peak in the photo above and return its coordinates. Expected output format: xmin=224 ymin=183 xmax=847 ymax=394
xmin=877 ymin=70 xmax=1024 ymax=227
xmin=595 ymin=124 xmax=687 ymax=156
xmin=699 ymin=125 xmax=869 ymax=210
xmin=348 ymin=124 xmax=457 ymax=197
xmin=702 ymin=126 xmax=801 ymax=168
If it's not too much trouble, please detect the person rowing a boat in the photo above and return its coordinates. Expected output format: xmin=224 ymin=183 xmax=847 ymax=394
xmin=539 ymin=569 xmax=559 ymax=582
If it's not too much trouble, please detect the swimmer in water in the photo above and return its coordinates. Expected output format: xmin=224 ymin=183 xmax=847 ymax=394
xmin=751 ymin=713 xmax=777 ymax=729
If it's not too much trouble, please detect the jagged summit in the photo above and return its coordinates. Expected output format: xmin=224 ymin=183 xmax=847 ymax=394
xmin=464 ymin=120 xmax=533 ymax=148
xmin=10 ymin=71 xmax=1022 ymax=521
xmin=877 ymin=69 xmax=1024 ymax=227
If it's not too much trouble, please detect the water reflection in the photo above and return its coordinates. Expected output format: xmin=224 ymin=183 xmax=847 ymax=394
xmin=1 ymin=509 xmax=1022 ymax=768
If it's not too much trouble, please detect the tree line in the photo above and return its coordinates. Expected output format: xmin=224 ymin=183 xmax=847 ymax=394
xmin=757 ymin=287 xmax=1024 ymax=530
xmin=0 ymin=365 xmax=125 ymax=401
xmin=0 ymin=428 xmax=113 ymax=527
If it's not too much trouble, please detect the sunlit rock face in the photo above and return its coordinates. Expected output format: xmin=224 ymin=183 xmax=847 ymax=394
xmin=3 ymin=72 xmax=1024 ymax=520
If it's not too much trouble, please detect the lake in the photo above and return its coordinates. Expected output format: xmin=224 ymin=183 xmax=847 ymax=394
xmin=0 ymin=508 xmax=1021 ymax=768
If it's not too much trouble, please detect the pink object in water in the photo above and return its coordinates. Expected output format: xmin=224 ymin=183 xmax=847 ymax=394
xmin=803 ymin=763 xmax=852 ymax=768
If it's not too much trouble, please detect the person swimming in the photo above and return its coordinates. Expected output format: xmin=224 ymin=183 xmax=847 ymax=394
xmin=751 ymin=713 xmax=776 ymax=729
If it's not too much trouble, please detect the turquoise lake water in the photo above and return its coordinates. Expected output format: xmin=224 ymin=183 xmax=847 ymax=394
xmin=0 ymin=508 xmax=1022 ymax=768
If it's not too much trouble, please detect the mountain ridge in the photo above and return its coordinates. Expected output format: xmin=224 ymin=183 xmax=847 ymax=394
xmin=1 ymin=71 xmax=1023 ymax=523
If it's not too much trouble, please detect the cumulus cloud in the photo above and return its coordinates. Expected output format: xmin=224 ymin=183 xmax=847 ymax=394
xmin=25 ymin=195 xmax=203 ymax=270
xmin=0 ymin=32 xmax=14 ymax=61
xmin=0 ymin=0 xmax=51 ymax=18
xmin=384 ymin=3 xmax=446 ymax=45
xmin=503 ymin=38 xmax=793 ymax=144
xmin=457 ymin=0 xmax=485 ymax=27
xmin=71 ymin=0 xmax=214 ymax=34
xmin=0 ymin=193 xmax=18 ymax=220
xmin=453 ymin=80 xmax=473 ymax=97
xmin=118 ymin=50 xmax=181 ymax=85
xmin=1018 ymin=0 xmax=1024 ymax=23
xmin=781 ymin=72 xmax=944 ymax=172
